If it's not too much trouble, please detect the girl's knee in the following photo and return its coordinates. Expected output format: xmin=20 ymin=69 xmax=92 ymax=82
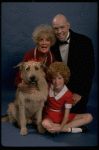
xmin=42 ymin=118 xmax=52 ymax=129
xmin=42 ymin=119 xmax=50 ymax=128
xmin=86 ymin=113 xmax=93 ymax=123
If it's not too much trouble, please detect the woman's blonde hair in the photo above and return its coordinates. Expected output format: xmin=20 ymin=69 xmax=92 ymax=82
xmin=32 ymin=24 xmax=56 ymax=46
xmin=46 ymin=62 xmax=71 ymax=84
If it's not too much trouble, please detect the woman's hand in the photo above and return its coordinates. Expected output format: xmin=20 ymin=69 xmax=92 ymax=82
xmin=18 ymin=80 xmax=36 ymax=93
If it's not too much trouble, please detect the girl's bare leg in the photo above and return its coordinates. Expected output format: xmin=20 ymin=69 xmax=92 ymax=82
xmin=60 ymin=113 xmax=93 ymax=132
xmin=42 ymin=118 xmax=55 ymax=130
xmin=42 ymin=113 xmax=93 ymax=133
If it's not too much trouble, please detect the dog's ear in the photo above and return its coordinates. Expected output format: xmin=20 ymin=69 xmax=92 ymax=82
xmin=13 ymin=62 xmax=24 ymax=70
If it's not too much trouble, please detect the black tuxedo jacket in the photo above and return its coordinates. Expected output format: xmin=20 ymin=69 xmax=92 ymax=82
xmin=50 ymin=29 xmax=95 ymax=97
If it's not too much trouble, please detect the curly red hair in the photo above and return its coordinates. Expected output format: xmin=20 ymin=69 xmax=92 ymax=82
xmin=46 ymin=62 xmax=71 ymax=84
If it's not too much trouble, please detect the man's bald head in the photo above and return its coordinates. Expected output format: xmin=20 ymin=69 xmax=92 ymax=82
xmin=52 ymin=14 xmax=67 ymax=25
xmin=52 ymin=14 xmax=70 ymax=41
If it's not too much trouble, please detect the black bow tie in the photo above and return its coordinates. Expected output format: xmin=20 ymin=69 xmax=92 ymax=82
xmin=59 ymin=40 xmax=68 ymax=45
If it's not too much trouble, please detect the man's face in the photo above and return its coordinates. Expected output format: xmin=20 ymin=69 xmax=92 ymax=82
xmin=52 ymin=17 xmax=70 ymax=42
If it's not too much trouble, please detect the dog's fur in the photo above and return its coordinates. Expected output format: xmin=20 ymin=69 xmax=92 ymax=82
xmin=1 ymin=61 xmax=48 ymax=135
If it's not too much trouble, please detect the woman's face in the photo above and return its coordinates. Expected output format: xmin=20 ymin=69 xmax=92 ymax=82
xmin=38 ymin=35 xmax=51 ymax=54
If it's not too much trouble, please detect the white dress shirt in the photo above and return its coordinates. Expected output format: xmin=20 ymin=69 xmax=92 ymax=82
xmin=59 ymin=31 xmax=70 ymax=65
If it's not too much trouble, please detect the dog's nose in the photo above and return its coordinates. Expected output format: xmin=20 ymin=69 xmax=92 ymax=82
xmin=30 ymin=76 xmax=36 ymax=82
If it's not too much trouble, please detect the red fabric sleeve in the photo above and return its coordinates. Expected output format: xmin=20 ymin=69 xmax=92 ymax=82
xmin=14 ymin=69 xmax=22 ymax=87
xmin=22 ymin=49 xmax=35 ymax=62
xmin=48 ymin=83 xmax=50 ymax=91
xmin=65 ymin=90 xmax=73 ymax=104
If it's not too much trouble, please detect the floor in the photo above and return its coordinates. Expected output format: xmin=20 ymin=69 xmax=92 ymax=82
xmin=1 ymin=89 xmax=98 ymax=147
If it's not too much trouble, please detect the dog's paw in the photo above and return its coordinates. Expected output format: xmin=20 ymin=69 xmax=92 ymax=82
xmin=38 ymin=124 xmax=46 ymax=134
xmin=20 ymin=127 xmax=27 ymax=136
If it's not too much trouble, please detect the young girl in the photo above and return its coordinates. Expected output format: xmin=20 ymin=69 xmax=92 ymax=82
xmin=42 ymin=62 xmax=93 ymax=135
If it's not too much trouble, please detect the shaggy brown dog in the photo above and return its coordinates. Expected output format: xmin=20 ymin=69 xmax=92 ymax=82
xmin=1 ymin=61 xmax=48 ymax=135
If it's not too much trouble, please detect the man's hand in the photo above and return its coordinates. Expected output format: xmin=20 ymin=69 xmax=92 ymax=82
xmin=18 ymin=80 xmax=36 ymax=93
xmin=72 ymin=93 xmax=82 ymax=106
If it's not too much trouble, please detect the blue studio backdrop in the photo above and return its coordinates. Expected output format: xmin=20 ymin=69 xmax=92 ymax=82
xmin=1 ymin=2 xmax=98 ymax=107
xmin=1 ymin=2 xmax=98 ymax=147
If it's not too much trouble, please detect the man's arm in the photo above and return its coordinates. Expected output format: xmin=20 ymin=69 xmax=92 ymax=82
xmin=68 ymin=38 xmax=95 ymax=98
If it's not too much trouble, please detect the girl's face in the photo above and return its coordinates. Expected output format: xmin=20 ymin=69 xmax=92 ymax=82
xmin=52 ymin=73 xmax=64 ymax=91
xmin=38 ymin=35 xmax=51 ymax=54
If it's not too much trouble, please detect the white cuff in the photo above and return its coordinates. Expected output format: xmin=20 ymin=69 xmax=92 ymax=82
xmin=65 ymin=103 xmax=72 ymax=109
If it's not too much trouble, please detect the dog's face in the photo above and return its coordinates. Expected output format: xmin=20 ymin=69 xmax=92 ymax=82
xmin=14 ymin=61 xmax=46 ymax=90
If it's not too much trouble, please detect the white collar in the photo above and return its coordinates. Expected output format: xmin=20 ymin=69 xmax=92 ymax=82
xmin=49 ymin=84 xmax=68 ymax=100
xmin=65 ymin=31 xmax=70 ymax=42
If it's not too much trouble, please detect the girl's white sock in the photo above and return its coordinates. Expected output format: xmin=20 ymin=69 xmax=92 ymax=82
xmin=68 ymin=127 xmax=82 ymax=133
xmin=68 ymin=127 xmax=71 ymax=132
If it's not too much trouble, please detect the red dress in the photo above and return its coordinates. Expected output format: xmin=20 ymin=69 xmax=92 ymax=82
xmin=43 ymin=84 xmax=77 ymax=124
xmin=14 ymin=47 xmax=56 ymax=87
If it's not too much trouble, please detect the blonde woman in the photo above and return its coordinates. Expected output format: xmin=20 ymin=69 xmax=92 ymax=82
xmin=14 ymin=24 xmax=56 ymax=93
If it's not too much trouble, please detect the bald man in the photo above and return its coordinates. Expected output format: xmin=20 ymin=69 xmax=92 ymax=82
xmin=50 ymin=14 xmax=95 ymax=114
